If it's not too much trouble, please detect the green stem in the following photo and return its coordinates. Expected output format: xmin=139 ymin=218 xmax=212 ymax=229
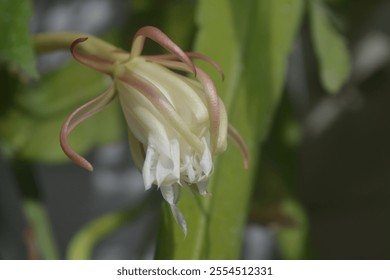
xmin=23 ymin=199 xmax=59 ymax=259
xmin=33 ymin=32 xmax=89 ymax=53
xmin=33 ymin=32 xmax=128 ymax=60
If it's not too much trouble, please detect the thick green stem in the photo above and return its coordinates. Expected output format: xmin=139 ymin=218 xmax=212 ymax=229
xmin=33 ymin=32 xmax=89 ymax=53
xmin=33 ymin=32 xmax=128 ymax=61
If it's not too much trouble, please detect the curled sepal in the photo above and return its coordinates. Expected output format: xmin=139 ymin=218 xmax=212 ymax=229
xmin=186 ymin=52 xmax=225 ymax=80
xmin=228 ymin=124 xmax=249 ymax=169
xmin=195 ymin=67 xmax=221 ymax=152
xmin=146 ymin=52 xmax=225 ymax=80
xmin=70 ymin=38 xmax=115 ymax=74
xmin=60 ymin=85 xmax=117 ymax=171
xmin=131 ymin=26 xmax=196 ymax=75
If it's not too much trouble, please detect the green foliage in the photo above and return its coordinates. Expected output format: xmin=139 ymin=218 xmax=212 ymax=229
xmin=0 ymin=60 xmax=122 ymax=162
xmin=0 ymin=0 xmax=37 ymax=78
xmin=155 ymin=0 xmax=304 ymax=259
xmin=250 ymin=94 xmax=307 ymax=259
xmin=309 ymin=0 xmax=351 ymax=94
xmin=277 ymin=199 xmax=308 ymax=259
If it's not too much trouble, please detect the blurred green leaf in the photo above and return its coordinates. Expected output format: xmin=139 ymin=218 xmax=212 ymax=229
xmin=155 ymin=0 xmax=304 ymax=259
xmin=249 ymin=95 xmax=303 ymax=225
xmin=0 ymin=0 xmax=37 ymax=78
xmin=162 ymin=0 xmax=196 ymax=48
xmin=66 ymin=198 xmax=152 ymax=260
xmin=126 ymin=0 xmax=196 ymax=53
xmin=0 ymin=60 xmax=123 ymax=162
xmin=24 ymin=199 xmax=59 ymax=259
xmin=309 ymin=0 xmax=351 ymax=94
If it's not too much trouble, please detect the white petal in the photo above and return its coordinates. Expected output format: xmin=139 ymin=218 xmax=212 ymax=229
xmin=215 ymin=99 xmax=228 ymax=153
xmin=196 ymin=179 xmax=209 ymax=196
xmin=142 ymin=145 xmax=157 ymax=190
xmin=170 ymin=139 xmax=180 ymax=181
xmin=132 ymin=59 xmax=209 ymax=126
xmin=156 ymin=156 xmax=173 ymax=187
xmin=127 ymin=129 xmax=145 ymax=171
xmin=170 ymin=204 xmax=187 ymax=236
xmin=155 ymin=139 xmax=180 ymax=187
xmin=116 ymin=82 xmax=155 ymax=144
xmin=200 ymin=137 xmax=213 ymax=176
xmin=185 ymin=155 xmax=196 ymax=183
xmin=160 ymin=185 xmax=179 ymax=205
xmin=117 ymin=81 xmax=175 ymax=154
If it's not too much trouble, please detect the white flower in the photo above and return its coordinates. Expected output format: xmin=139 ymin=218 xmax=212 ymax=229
xmin=60 ymin=26 xmax=248 ymax=234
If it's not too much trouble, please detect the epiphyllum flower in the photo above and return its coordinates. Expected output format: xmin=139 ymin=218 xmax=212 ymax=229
xmin=60 ymin=26 xmax=248 ymax=234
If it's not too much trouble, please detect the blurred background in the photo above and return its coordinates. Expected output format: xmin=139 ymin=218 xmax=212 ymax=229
xmin=1 ymin=0 xmax=390 ymax=260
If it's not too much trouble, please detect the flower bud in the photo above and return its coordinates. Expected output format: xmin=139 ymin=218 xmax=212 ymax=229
xmin=60 ymin=26 xmax=248 ymax=235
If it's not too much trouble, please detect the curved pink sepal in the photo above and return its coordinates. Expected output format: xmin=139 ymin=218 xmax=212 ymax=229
xmin=228 ymin=124 xmax=249 ymax=169
xmin=146 ymin=52 xmax=225 ymax=80
xmin=70 ymin=38 xmax=114 ymax=74
xmin=60 ymin=85 xmax=117 ymax=171
xmin=132 ymin=26 xmax=196 ymax=75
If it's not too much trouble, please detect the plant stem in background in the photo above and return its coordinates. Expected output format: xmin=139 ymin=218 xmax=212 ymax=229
xmin=11 ymin=159 xmax=59 ymax=259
